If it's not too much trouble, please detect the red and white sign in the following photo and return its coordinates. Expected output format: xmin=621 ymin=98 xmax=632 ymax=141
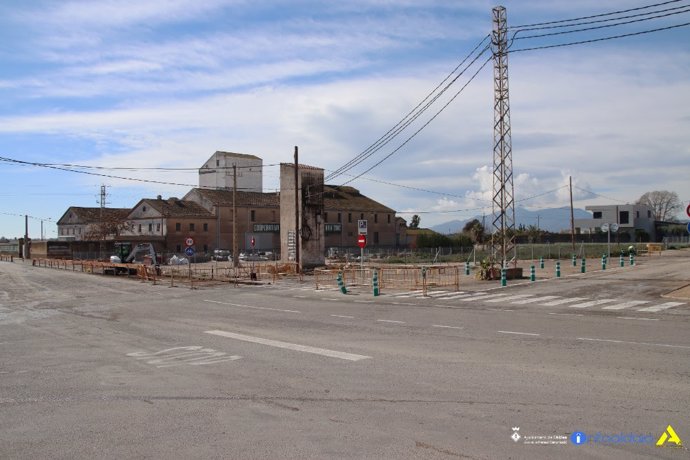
xmin=250 ymin=236 xmax=256 ymax=248
xmin=185 ymin=237 xmax=194 ymax=247
xmin=357 ymin=234 xmax=367 ymax=249
xmin=686 ymin=203 xmax=690 ymax=218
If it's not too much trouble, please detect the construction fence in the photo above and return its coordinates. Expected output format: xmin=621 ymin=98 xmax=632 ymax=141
xmin=315 ymin=265 xmax=461 ymax=294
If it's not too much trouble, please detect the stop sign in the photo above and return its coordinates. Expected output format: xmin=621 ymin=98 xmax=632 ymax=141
xmin=357 ymin=234 xmax=367 ymax=248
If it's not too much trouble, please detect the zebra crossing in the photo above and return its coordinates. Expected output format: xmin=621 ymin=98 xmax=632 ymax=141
xmin=260 ymin=284 xmax=688 ymax=315
xmin=382 ymin=289 xmax=687 ymax=314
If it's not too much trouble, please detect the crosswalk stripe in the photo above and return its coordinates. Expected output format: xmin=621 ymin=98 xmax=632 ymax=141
xmin=431 ymin=291 xmax=465 ymax=298
xmin=637 ymin=301 xmax=685 ymax=312
xmin=389 ymin=290 xmax=424 ymax=298
xmin=602 ymin=300 xmax=650 ymax=310
xmin=568 ymin=299 xmax=617 ymax=308
xmin=484 ymin=294 xmax=535 ymax=303
xmin=541 ymin=297 xmax=588 ymax=306
xmin=442 ymin=293 xmax=476 ymax=300
xmin=510 ymin=296 xmax=561 ymax=305
xmin=459 ymin=293 xmax=509 ymax=302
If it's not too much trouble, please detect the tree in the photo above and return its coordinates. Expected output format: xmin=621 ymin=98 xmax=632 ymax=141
xmin=410 ymin=215 xmax=421 ymax=229
xmin=462 ymin=219 xmax=485 ymax=244
xmin=636 ymin=190 xmax=682 ymax=221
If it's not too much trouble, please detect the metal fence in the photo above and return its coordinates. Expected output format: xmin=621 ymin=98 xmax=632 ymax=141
xmin=315 ymin=265 xmax=461 ymax=293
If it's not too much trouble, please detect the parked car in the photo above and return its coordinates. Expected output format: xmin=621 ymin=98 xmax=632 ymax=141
xmin=212 ymin=249 xmax=231 ymax=261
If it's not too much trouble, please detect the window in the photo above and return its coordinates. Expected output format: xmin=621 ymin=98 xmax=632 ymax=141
xmin=619 ymin=211 xmax=629 ymax=224
xmin=337 ymin=213 xmax=341 ymax=223
xmin=348 ymin=213 xmax=352 ymax=223
xmin=138 ymin=224 xmax=142 ymax=233
xmin=148 ymin=223 xmax=153 ymax=232
xmin=374 ymin=214 xmax=378 ymax=223
xmin=636 ymin=211 xmax=640 ymax=218
xmin=593 ymin=212 xmax=602 ymax=219
xmin=374 ymin=232 xmax=379 ymax=244
xmin=203 ymin=223 xmax=208 ymax=232
xmin=175 ymin=223 xmax=181 ymax=232
xmin=216 ymin=159 xmax=219 ymax=166
xmin=324 ymin=212 xmax=328 ymax=223
xmin=176 ymin=244 xmax=181 ymax=252
xmin=189 ymin=223 xmax=195 ymax=231
xmin=360 ymin=213 xmax=364 ymax=220
xmin=647 ymin=210 xmax=652 ymax=218
xmin=251 ymin=210 xmax=256 ymax=222
xmin=156 ymin=223 xmax=161 ymax=232
xmin=143 ymin=206 xmax=147 ymax=212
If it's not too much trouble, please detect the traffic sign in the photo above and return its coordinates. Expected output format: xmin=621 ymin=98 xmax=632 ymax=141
xmin=358 ymin=219 xmax=368 ymax=235
xmin=600 ymin=223 xmax=609 ymax=232
xmin=250 ymin=236 xmax=256 ymax=248
xmin=686 ymin=203 xmax=690 ymax=218
xmin=687 ymin=222 xmax=690 ymax=234
xmin=185 ymin=246 xmax=195 ymax=257
xmin=185 ymin=237 xmax=194 ymax=247
xmin=610 ymin=223 xmax=619 ymax=232
xmin=357 ymin=234 xmax=367 ymax=248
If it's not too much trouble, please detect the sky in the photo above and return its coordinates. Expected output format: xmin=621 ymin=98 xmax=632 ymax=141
xmin=1 ymin=0 xmax=689 ymax=239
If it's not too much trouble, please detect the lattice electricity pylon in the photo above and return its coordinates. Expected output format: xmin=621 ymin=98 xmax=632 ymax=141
xmin=490 ymin=6 xmax=516 ymax=268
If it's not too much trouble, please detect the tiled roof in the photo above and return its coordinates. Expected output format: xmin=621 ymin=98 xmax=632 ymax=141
xmin=140 ymin=198 xmax=215 ymax=217
xmin=322 ymin=185 xmax=395 ymax=213
xmin=188 ymin=188 xmax=280 ymax=207
xmin=59 ymin=207 xmax=130 ymax=224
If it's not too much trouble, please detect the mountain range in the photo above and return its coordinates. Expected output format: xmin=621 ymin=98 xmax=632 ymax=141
xmin=429 ymin=207 xmax=592 ymax=234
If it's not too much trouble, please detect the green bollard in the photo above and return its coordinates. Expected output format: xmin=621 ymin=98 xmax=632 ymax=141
xmin=630 ymin=254 xmax=635 ymax=266
xmin=501 ymin=268 xmax=507 ymax=287
xmin=581 ymin=257 xmax=586 ymax=274
xmin=337 ymin=272 xmax=347 ymax=294
xmin=372 ymin=269 xmax=380 ymax=297
xmin=539 ymin=257 xmax=544 ymax=269
xmin=601 ymin=255 xmax=606 ymax=271
xmin=556 ymin=261 xmax=561 ymax=278
xmin=530 ymin=265 xmax=535 ymax=282
xmin=619 ymin=254 xmax=624 ymax=267
xmin=572 ymin=254 xmax=577 ymax=267
xmin=464 ymin=261 xmax=470 ymax=276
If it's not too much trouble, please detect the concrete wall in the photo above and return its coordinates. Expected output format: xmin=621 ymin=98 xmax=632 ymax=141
xmin=280 ymin=163 xmax=325 ymax=269
xmin=574 ymin=204 xmax=655 ymax=240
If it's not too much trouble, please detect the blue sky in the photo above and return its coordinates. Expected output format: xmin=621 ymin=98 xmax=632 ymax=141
xmin=1 ymin=0 xmax=689 ymax=238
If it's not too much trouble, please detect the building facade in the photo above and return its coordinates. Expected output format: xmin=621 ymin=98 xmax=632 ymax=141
xmin=574 ymin=204 xmax=656 ymax=241
xmin=198 ymin=151 xmax=263 ymax=193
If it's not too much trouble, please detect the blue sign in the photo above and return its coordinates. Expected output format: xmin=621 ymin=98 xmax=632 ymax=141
xmin=570 ymin=431 xmax=587 ymax=445
xmin=687 ymin=222 xmax=690 ymax=234
xmin=185 ymin=246 xmax=195 ymax=257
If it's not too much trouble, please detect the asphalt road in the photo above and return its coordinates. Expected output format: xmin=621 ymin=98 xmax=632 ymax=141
xmin=1 ymin=251 xmax=689 ymax=459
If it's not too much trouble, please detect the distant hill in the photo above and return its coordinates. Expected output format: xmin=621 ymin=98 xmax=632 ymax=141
xmin=430 ymin=207 xmax=591 ymax=234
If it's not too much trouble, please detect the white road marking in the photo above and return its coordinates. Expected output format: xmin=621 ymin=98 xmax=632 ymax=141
xmin=568 ymin=298 xmax=617 ymax=309
xmin=376 ymin=319 xmax=406 ymax=324
xmin=354 ymin=300 xmax=374 ymax=304
xmin=441 ymin=293 xmax=475 ymax=300
xmin=547 ymin=312 xmax=584 ymax=317
xmin=331 ymin=314 xmax=354 ymax=319
xmin=459 ymin=293 xmax=508 ymax=302
xmin=602 ymin=300 xmax=650 ymax=310
xmin=204 ymin=300 xmax=300 ymax=314
xmin=485 ymin=294 xmax=534 ymax=303
xmin=637 ymin=301 xmax=685 ymax=312
xmin=577 ymin=337 xmax=690 ymax=349
xmin=431 ymin=324 xmax=464 ymax=330
xmin=389 ymin=290 xmax=423 ymax=298
xmin=127 ymin=346 xmax=242 ymax=368
xmin=497 ymin=330 xmax=540 ymax=336
xmin=510 ymin=296 xmax=560 ymax=305
xmin=431 ymin=291 xmax=465 ymax=298
xmin=616 ymin=317 xmax=659 ymax=321
xmin=205 ymin=330 xmax=371 ymax=361
xmin=542 ymin=297 xmax=588 ymax=306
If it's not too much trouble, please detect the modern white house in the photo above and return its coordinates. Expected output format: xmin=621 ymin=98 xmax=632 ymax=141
xmin=574 ymin=204 xmax=656 ymax=241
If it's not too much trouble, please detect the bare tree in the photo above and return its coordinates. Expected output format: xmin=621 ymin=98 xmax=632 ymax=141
xmin=636 ymin=190 xmax=682 ymax=221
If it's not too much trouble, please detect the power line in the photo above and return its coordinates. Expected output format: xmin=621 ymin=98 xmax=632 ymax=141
xmin=339 ymin=56 xmax=492 ymax=187
xmin=509 ymin=21 xmax=690 ymax=53
xmin=510 ymin=0 xmax=685 ymax=29
xmin=513 ymin=6 xmax=690 ymax=40
xmin=325 ymin=36 xmax=491 ymax=182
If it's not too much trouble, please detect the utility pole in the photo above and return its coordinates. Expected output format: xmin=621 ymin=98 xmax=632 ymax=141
xmin=490 ymin=6 xmax=516 ymax=268
xmin=23 ymin=214 xmax=29 ymax=259
xmin=294 ymin=146 xmax=300 ymax=273
xmin=569 ymin=176 xmax=576 ymax=252
xmin=232 ymin=165 xmax=238 ymax=268
xmin=99 ymin=184 xmax=106 ymax=260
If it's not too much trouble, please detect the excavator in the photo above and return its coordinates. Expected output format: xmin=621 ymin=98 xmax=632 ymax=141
xmin=106 ymin=243 xmax=161 ymax=275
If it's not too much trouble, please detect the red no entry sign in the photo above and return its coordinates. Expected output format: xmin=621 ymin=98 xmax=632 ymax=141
xmin=357 ymin=234 xmax=367 ymax=249
xmin=686 ymin=203 xmax=690 ymax=218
